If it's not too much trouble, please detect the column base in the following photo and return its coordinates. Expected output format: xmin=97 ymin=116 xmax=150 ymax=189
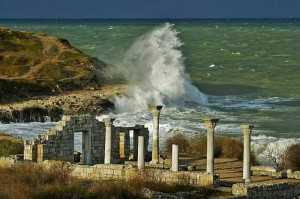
xmin=149 ymin=160 xmax=160 ymax=165
xmin=207 ymin=172 xmax=214 ymax=176
xmin=244 ymin=178 xmax=251 ymax=184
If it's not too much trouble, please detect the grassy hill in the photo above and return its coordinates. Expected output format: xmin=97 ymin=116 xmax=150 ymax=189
xmin=0 ymin=27 xmax=108 ymax=103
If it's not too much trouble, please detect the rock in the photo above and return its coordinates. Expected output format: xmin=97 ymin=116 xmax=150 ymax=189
xmin=0 ymin=86 xmax=125 ymax=123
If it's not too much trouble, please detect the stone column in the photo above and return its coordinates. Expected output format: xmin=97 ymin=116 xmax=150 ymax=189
xmin=171 ymin=144 xmax=179 ymax=172
xmin=138 ymin=136 xmax=145 ymax=170
xmin=149 ymin=105 xmax=163 ymax=164
xmin=204 ymin=118 xmax=219 ymax=175
xmin=241 ymin=124 xmax=254 ymax=184
xmin=104 ymin=118 xmax=115 ymax=164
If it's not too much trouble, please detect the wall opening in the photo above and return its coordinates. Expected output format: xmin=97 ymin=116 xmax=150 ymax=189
xmin=74 ymin=132 xmax=83 ymax=163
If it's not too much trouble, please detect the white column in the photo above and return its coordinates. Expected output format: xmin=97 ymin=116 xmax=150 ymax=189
xmin=138 ymin=136 xmax=145 ymax=170
xmin=149 ymin=105 xmax=163 ymax=164
xmin=204 ymin=118 xmax=219 ymax=175
xmin=241 ymin=124 xmax=254 ymax=184
xmin=104 ymin=118 xmax=115 ymax=164
xmin=171 ymin=144 xmax=179 ymax=172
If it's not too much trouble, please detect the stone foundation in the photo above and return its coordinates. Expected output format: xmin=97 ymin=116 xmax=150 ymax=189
xmin=251 ymin=166 xmax=283 ymax=178
xmin=232 ymin=182 xmax=300 ymax=198
xmin=287 ymin=170 xmax=300 ymax=180
xmin=71 ymin=164 xmax=214 ymax=187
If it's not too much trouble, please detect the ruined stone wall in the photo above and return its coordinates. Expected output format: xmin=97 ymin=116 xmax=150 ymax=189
xmin=90 ymin=121 xmax=120 ymax=164
xmin=25 ymin=114 xmax=149 ymax=164
xmin=232 ymin=182 xmax=300 ymax=199
xmin=71 ymin=164 xmax=214 ymax=187
xmin=251 ymin=166 xmax=283 ymax=178
xmin=287 ymin=170 xmax=300 ymax=180
xmin=42 ymin=116 xmax=75 ymax=162
xmin=24 ymin=141 xmax=36 ymax=161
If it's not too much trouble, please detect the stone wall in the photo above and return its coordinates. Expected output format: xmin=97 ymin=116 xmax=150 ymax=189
xmin=251 ymin=166 xmax=282 ymax=178
xmin=71 ymin=164 xmax=214 ymax=187
xmin=287 ymin=170 xmax=300 ymax=180
xmin=232 ymin=182 xmax=300 ymax=199
xmin=24 ymin=114 xmax=150 ymax=165
xmin=24 ymin=140 xmax=36 ymax=161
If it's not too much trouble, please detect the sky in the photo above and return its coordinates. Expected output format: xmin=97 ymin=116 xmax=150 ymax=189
xmin=0 ymin=0 xmax=300 ymax=19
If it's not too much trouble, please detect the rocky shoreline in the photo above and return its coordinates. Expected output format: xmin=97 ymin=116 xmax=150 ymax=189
xmin=0 ymin=85 xmax=126 ymax=123
xmin=0 ymin=27 xmax=128 ymax=123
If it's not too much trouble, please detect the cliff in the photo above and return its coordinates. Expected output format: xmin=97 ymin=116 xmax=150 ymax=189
xmin=0 ymin=27 xmax=108 ymax=103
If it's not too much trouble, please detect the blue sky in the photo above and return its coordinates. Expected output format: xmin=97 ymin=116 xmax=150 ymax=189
xmin=0 ymin=0 xmax=300 ymax=19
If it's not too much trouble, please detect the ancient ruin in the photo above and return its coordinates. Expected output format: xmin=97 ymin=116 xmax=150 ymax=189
xmin=24 ymin=114 xmax=149 ymax=164
xmin=16 ymin=105 xmax=300 ymax=198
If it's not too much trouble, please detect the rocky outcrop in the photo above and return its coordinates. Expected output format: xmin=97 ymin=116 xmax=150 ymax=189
xmin=0 ymin=107 xmax=62 ymax=123
xmin=0 ymin=85 xmax=126 ymax=123
xmin=0 ymin=27 xmax=109 ymax=103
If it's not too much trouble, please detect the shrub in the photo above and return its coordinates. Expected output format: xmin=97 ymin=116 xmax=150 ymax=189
xmin=189 ymin=135 xmax=244 ymax=160
xmin=216 ymin=137 xmax=243 ymax=160
xmin=166 ymin=133 xmax=257 ymax=163
xmin=283 ymin=143 xmax=300 ymax=171
xmin=0 ymin=134 xmax=24 ymax=157
xmin=165 ymin=133 xmax=190 ymax=154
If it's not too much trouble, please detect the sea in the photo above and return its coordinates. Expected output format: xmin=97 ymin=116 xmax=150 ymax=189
xmin=1 ymin=19 xmax=300 ymax=164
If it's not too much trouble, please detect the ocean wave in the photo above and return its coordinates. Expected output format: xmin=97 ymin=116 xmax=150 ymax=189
xmin=112 ymin=23 xmax=207 ymax=112
xmin=252 ymin=135 xmax=300 ymax=166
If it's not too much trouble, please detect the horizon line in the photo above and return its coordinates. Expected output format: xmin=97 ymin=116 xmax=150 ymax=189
xmin=1 ymin=17 xmax=300 ymax=20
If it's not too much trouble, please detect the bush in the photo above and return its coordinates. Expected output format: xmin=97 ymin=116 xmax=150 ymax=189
xmin=189 ymin=135 xmax=244 ymax=160
xmin=166 ymin=133 xmax=257 ymax=164
xmin=165 ymin=133 xmax=190 ymax=154
xmin=0 ymin=139 xmax=24 ymax=157
xmin=284 ymin=143 xmax=300 ymax=171
xmin=217 ymin=137 xmax=243 ymax=160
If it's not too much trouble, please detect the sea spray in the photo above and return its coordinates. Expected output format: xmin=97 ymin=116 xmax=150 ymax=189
xmin=113 ymin=23 xmax=207 ymax=113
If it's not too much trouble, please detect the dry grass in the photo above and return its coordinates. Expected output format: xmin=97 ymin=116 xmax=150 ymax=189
xmin=0 ymin=162 xmax=144 ymax=199
xmin=0 ymin=162 xmax=218 ymax=199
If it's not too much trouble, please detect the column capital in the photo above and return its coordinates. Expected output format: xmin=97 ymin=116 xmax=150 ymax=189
xmin=240 ymin=124 xmax=254 ymax=131
xmin=103 ymin=118 xmax=115 ymax=127
xmin=148 ymin=105 xmax=163 ymax=116
xmin=204 ymin=118 xmax=219 ymax=129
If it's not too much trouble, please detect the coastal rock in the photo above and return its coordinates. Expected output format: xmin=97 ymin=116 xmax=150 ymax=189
xmin=0 ymin=86 xmax=126 ymax=123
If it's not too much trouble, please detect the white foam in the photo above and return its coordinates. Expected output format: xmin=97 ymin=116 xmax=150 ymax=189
xmin=112 ymin=23 xmax=207 ymax=113
xmin=0 ymin=122 xmax=57 ymax=139
xmin=252 ymin=135 xmax=300 ymax=166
